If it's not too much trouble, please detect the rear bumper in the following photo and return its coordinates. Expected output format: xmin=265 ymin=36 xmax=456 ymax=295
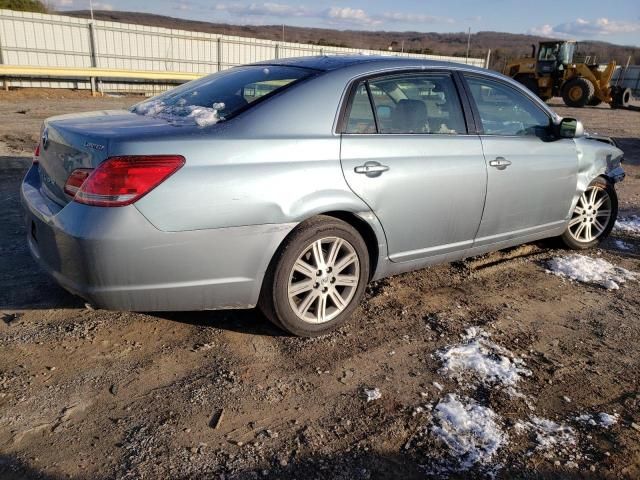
xmin=21 ymin=165 xmax=295 ymax=311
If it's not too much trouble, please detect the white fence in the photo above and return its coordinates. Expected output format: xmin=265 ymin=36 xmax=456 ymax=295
xmin=0 ymin=9 xmax=486 ymax=93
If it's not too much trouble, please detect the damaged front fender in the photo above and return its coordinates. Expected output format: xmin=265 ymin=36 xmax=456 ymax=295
xmin=569 ymin=135 xmax=625 ymax=214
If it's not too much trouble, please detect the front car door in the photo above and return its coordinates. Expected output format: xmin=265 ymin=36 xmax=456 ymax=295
xmin=340 ymin=71 xmax=487 ymax=263
xmin=461 ymin=73 xmax=578 ymax=248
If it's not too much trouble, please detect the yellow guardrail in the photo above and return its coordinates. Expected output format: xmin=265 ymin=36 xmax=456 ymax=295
xmin=0 ymin=65 xmax=203 ymax=82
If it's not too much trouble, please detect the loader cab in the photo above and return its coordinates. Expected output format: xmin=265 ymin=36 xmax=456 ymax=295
xmin=536 ymin=41 xmax=576 ymax=75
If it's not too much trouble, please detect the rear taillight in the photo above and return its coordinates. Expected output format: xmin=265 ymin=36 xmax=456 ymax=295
xmin=64 ymin=168 xmax=92 ymax=196
xmin=70 ymin=155 xmax=185 ymax=207
xmin=33 ymin=143 xmax=40 ymax=164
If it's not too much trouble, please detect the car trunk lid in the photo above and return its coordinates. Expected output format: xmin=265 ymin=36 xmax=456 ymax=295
xmin=36 ymin=109 xmax=191 ymax=206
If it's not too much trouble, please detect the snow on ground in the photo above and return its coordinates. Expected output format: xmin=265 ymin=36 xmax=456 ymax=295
xmin=515 ymin=416 xmax=576 ymax=451
xmin=430 ymin=394 xmax=508 ymax=470
xmin=615 ymin=216 xmax=640 ymax=235
xmin=575 ymin=412 xmax=619 ymax=428
xmin=614 ymin=239 xmax=633 ymax=251
xmin=438 ymin=328 xmax=531 ymax=390
xmin=547 ymin=254 xmax=637 ymax=290
xmin=363 ymin=387 xmax=381 ymax=402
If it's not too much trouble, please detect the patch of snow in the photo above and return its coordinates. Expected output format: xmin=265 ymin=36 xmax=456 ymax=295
xmin=614 ymin=239 xmax=633 ymax=251
xmin=134 ymin=100 xmax=225 ymax=128
xmin=430 ymin=394 xmax=508 ymax=470
xmin=363 ymin=387 xmax=381 ymax=402
xmin=438 ymin=328 xmax=531 ymax=389
xmin=187 ymin=103 xmax=225 ymax=127
xmin=575 ymin=412 xmax=619 ymax=428
xmin=615 ymin=216 xmax=640 ymax=235
xmin=134 ymin=99 xmax=166 ymax=116
xmin=547 ymin=254 xmax=637 ymax=290
xmin=515 ymin=416 xmax=576 ymax=451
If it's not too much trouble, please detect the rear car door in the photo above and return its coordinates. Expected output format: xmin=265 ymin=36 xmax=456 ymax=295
xmin=461 ymin=73 xmax=578 ymax=247
xmin=340 ymin=71 xmax=487 ymax=263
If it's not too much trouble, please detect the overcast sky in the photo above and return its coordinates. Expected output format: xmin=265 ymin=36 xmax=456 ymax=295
xmin=46 ymin=0 xmax=640 ymax=46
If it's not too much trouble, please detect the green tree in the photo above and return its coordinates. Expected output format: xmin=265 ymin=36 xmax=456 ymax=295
xmin=0 ymin=0 xmax=47 ymax=13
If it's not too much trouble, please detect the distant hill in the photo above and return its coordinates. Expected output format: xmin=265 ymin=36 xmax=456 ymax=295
xmin=65 ymin=10 xmax=639 ymax=70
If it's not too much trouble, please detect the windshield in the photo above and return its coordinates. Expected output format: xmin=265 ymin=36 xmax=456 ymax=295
xmin=132 ymin=65 xmax=316 ymax=127
xmin=538 ymin=43 xmax=560 ymax=61
xmin=538 ymin=43 xmax=575 ymax=64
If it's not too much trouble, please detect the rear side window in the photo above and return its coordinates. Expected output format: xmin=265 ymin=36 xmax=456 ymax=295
xmin=132 ymin=65 xmax=315 ymax=126
xmin=464 ymin=75 xmax=551 ymax=136
xmin=345 ymin=84 xmax=376 ymax=134
xmin=344 ymin=73 xmax=466 ymax=135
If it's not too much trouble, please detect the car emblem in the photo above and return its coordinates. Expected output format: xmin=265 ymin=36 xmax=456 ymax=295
xmin=41 ymin=128 xmax=49 ymax=150
xmin=42 ymin=171 xmax=55 ymax=186
xmin=84 ymin=141 xmax=105 ymax=151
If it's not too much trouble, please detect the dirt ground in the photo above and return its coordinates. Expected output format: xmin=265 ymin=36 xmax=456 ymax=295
xmin=1 ymin=89 xmax=639 ymax=480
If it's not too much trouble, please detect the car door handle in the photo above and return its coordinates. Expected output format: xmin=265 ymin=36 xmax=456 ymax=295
xmin=354 ymin=162 xmax=390 ymax=177
xmin=489 ymin=157 xmax=512 ymax=170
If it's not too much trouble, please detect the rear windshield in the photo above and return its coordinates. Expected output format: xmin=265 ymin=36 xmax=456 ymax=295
xmin=132 ymin=65 xmax=315 ymax=127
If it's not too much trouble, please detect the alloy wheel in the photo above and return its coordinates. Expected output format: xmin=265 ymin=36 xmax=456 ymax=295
xmin=567 ymin=185 xmax=612 ymax=243
xmin=287 ymin=237 xmax=360 ymax=324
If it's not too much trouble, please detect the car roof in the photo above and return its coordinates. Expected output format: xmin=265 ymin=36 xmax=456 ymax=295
xmin=248 ymin=55 xmax=560 ymax=123
xmin=251 ymin=54 xmax=487 ymax=73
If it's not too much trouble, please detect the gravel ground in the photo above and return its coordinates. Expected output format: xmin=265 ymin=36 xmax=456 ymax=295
xmin=1 ymin=89 xmax=639 ymax=479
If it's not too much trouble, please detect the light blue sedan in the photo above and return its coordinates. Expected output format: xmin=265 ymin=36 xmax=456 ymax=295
xmin=21 ymin=56 xmax=625 ymax=336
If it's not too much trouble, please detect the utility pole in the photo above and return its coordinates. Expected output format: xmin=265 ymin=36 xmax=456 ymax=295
xmin=282 ymin=24 xmax=285 ymax=43
xmin=465 ymin=27 xmax=471 ymax=64
xmin=90 ymin=0 xmax=94 ymax=21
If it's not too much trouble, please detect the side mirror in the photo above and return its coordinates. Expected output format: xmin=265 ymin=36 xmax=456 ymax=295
xmin=376 ymin=105 xmax=392 ymax=120
xmin=557 ymin=117 xmax=584 ymax=138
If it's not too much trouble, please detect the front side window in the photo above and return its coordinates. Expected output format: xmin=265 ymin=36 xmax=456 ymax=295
xmin=343 ymin=73 xmax=466 ymax=135
xmin=132 ymin=65 xmax=315 ymax=126
xmin=464 ymin=75 xmax=551 ymax=136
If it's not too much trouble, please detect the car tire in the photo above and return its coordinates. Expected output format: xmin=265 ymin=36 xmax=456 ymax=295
xmin=560 ymin=177 xmax=618 ymax=250
xmin=259 ymin=215 xmax=370 ymax=337
xmin=561 ymin=77 xmax=595 ymax=108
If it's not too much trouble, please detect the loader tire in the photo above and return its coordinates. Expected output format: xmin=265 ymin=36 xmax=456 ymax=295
xmin=562 ymin=77 xmax=595 ymax=108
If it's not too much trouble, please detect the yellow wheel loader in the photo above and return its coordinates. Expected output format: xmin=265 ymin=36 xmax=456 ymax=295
xmin=504 ymin=40 xmax=632 ymax=108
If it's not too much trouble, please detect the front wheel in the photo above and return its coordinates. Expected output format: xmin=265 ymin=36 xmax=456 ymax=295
xmin=259 ymin=216 xmax=369 ymax=337
xmin=561 ymin=177 xmax=618 ymax=249
xmin=562 ymin=77 xmax=595 ymax=108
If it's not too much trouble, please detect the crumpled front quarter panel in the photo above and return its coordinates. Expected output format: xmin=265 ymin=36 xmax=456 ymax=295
xmin=571 ymin=137 xmax=625 ymax=212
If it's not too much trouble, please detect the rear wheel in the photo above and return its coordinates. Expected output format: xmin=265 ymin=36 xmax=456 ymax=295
xmin=259 ymin=216 xmax=369 ymax=337
xmin=562 ymin=77 xmax=595 ymax=107
xmin=561 ymin=177 xmax=617 ymax=250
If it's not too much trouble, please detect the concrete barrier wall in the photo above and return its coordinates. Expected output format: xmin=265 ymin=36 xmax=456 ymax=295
xmin=0 ymin=9 xmax=486 ymax=93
